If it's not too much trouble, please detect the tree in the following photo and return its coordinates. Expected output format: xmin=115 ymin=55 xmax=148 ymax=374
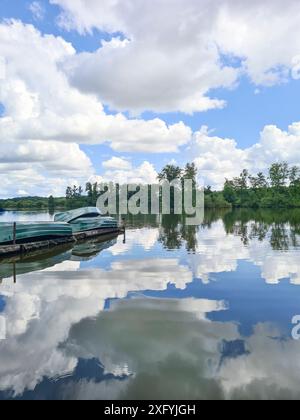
xmin=249 ymin=172 xmax=268 ymax=190
xmin=223 ymin=180 xmax=237 ymax=204
xmin=158 ymin=165 xmax=182 ymax=183
xmin=66 ymin=186 xmax=72 ymax=199
xmin=86 ymin=182 xmax=93 ymax=204
xmin=92 ymin=183 xmax=99 ymax=202
xmin=48 ymin=195 xmax=55 ymax=210
xmin=289 ymin=166 xmax=300 ymax=187
xmin=85 ymin=182 xmax=99 ymax=204
xmin=233 ymin=169 xmax=249 ymax=190
xmin=204 ymin=186 xmax=212 ymax=195
xmin=73 ymin=186 xmax=77 ymax=197
xmin=269 ymin=162 xmax=289 ymax=189
xmin=256 ymin=172 xmax=269 ymax=189
xmin=183 ymin=163 xmax=197 ymax=185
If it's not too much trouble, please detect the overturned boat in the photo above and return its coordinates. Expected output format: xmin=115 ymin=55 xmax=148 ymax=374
xmin=54 ymin=207 xmax=118 ymax=233
xmin=0 ymin=222 xmax=73 ymax=246
xmin=0 ymin=208 xmax=119 ymax=255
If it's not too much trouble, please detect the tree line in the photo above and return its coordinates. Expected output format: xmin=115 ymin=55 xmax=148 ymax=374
xmin=65 ymin=163 xmax=201 ymax=209
xmin=223 ymin=162 xmax=300 ymax=208
xmin=2 ymin=162 xmax=300 ymax=211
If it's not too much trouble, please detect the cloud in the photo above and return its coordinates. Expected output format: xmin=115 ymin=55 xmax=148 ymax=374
xmin=0 ymin=20 xmax=191 ymax=196
xmin=109 ymin=228 xmax=159 ymax=254
xmin=0 ymin=140 xmax=94 ymax=198
xmin=192 ymin=127 xmax=247 ymax=189
xmin=1 ymin=216 xmax=300 ymax=398
xmin=52 ymin=0 xmax=300 ymax=114
xmin=192 ymin=124 xmax=300 ymax=189
xmin=65 ymin=299 xmax=300 ymax=400
xmin=29 ymin=2 xmax=45 ymax=21
xmin=0 ymin=20 xmax=191 ymax=152
xmin=90 ymin=160 xmax=158 ymax=185
xmin=103 ymin=157 xmax=132 ymax=171
xmin=2 ymin=4 xmax=300 ymax=197
xmin=187 ymin=218 xmax=300 ymax=286
xmin=0 ymin=253 xmax=195 ymax=395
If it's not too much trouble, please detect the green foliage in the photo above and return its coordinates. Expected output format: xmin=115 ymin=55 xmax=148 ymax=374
xmin=48 ymin=195 xmax=55 ymax=209
xmin=8 ymin=161 xmax=300 ymax=212
xmin=0 ymin=196 xmax=68 ymax=210
xmin=205 ymin=191 xmax=231 ymax=209
xmin=158 ymin=164 xmax=183 ymax=183
xmin=224 ymin=162 xmax=300 ymax=208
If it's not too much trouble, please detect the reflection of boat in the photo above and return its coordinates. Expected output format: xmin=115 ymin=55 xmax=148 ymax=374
xmin=54 ymin=207 xmax=118 ymax=233
xmin=0 ymin=245 xmax=73 ymax=280
xmin=0 ymin=234 xmax=118 ymax=280
xmin=0 ymin=222 xmax=73 ymax=246
xmin=71 ymin=236 xmax=118 ymax=261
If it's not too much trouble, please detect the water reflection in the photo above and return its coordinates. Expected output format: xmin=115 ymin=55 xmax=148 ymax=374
xmin=223 ymin=209 xmax=300 ymax=251
xmin=159 ymin=215 xmax=199 ymax=253
xmin=0 ymin=209 xmax=300 ymax=400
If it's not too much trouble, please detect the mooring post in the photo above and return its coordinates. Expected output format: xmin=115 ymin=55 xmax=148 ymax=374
xmin=13 ymin=263 xmax=16 ymax=284
xmin=13 ymin=222 xmax=17 ymax=245
xmin=122 ymin=217 xmax=126 ymax=244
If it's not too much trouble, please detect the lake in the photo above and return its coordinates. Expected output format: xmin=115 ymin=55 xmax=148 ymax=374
xmin=1 ymin=208 xmax=300 ymax=400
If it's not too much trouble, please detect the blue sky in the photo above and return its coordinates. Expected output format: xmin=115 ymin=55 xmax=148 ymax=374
xmin=1 ymin=0 xmax=300 ymax=197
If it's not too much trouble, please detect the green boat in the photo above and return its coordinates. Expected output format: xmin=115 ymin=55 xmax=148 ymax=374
xmin=0 ymin=222 xmax=73 ymax=246
xmin=54 ymin=207 xmax=118 ymax=233
xmin=54 ymin=207 xmax=102 ymax=223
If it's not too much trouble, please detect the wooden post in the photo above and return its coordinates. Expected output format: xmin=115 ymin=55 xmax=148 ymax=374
xmin=122 ymin=217 xmax=126 ymax=244
xmin=13 ymin=222 xmax=17 ymax=245
xmin=13 ymin=263 xmax=16 ymax=284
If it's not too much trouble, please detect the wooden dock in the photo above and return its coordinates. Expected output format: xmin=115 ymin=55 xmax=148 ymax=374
xmin=0 ymin=227 xmax=123 ymax=259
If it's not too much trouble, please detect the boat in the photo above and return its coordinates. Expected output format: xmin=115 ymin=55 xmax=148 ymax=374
xmin=0 ymin=207 xmax=119 ymax=248
xmin=54 ymin=207 xmax=102 ymax=223
xmin=0 ymin=222 xmax=73 ymax=246
xmin=54 ymin=207 xmax=119 ymax=233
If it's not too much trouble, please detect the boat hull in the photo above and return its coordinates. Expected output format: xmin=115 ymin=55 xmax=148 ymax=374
xmin=0 ymin=222 xmax=73 ymax=245
xmin=70 ymin=217 xmax=118 ymax=233
xmin=54 ymin=207 xmax=102 ymax=223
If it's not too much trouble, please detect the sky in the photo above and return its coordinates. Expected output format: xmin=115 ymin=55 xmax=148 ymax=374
xmin=1 ymin=0 xmax=300 ymax=197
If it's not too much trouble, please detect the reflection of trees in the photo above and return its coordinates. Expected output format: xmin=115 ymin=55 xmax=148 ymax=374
xmin=120 ymin=209 xmax=300 ymax=252
xmin=222 ymin=209 xmax=300 ymax=251
xmin=120 ymin=214 xmax=159 ymax=229
xmin=202 ymin=209 xmax=231 ymax=229
xmin=159 ymin=215 xmax=199 ymax=252
xmin=159 ymin=215 xmax=182 ymax=250
xmin=181 ymin=224 xmax=198 ymax=253
xmin=270 ymin=224 xmax=290 ymax=251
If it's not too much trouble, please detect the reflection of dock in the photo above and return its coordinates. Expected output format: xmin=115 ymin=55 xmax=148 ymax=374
xmin=0 ymin=244 xmax=74 ymax=282
xmin=0 ymin=231 xmax=121 ymax=282
xmin=0 ymin=227 xmax=124 ymax=259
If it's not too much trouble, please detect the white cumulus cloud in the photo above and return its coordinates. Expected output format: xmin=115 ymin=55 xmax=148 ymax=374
xmin=192 ymin=124 xmax=300 ymax=189
xmin=52 ymin=0 xmax=300 ymax=114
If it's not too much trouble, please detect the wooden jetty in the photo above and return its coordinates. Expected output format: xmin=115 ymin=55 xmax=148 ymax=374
xmin=0 ymin=227 xmax=124 ymax=259
xmin=0 ymin=207 xmax=125 ymax=259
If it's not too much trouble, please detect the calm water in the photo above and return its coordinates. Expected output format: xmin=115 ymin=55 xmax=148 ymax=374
xmin=1 ymin=209 xmax=300 ymax=400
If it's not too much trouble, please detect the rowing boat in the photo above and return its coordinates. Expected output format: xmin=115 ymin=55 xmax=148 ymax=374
xmin=54 ymin=207 xmax=118 ymax=233
xmin=0 ymin=207 xmax=119 ymax=246
xmin=54 ymin=207 xmax=102 ymax=223
xmin=0 ymin=222 xmax=73 ymax=245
